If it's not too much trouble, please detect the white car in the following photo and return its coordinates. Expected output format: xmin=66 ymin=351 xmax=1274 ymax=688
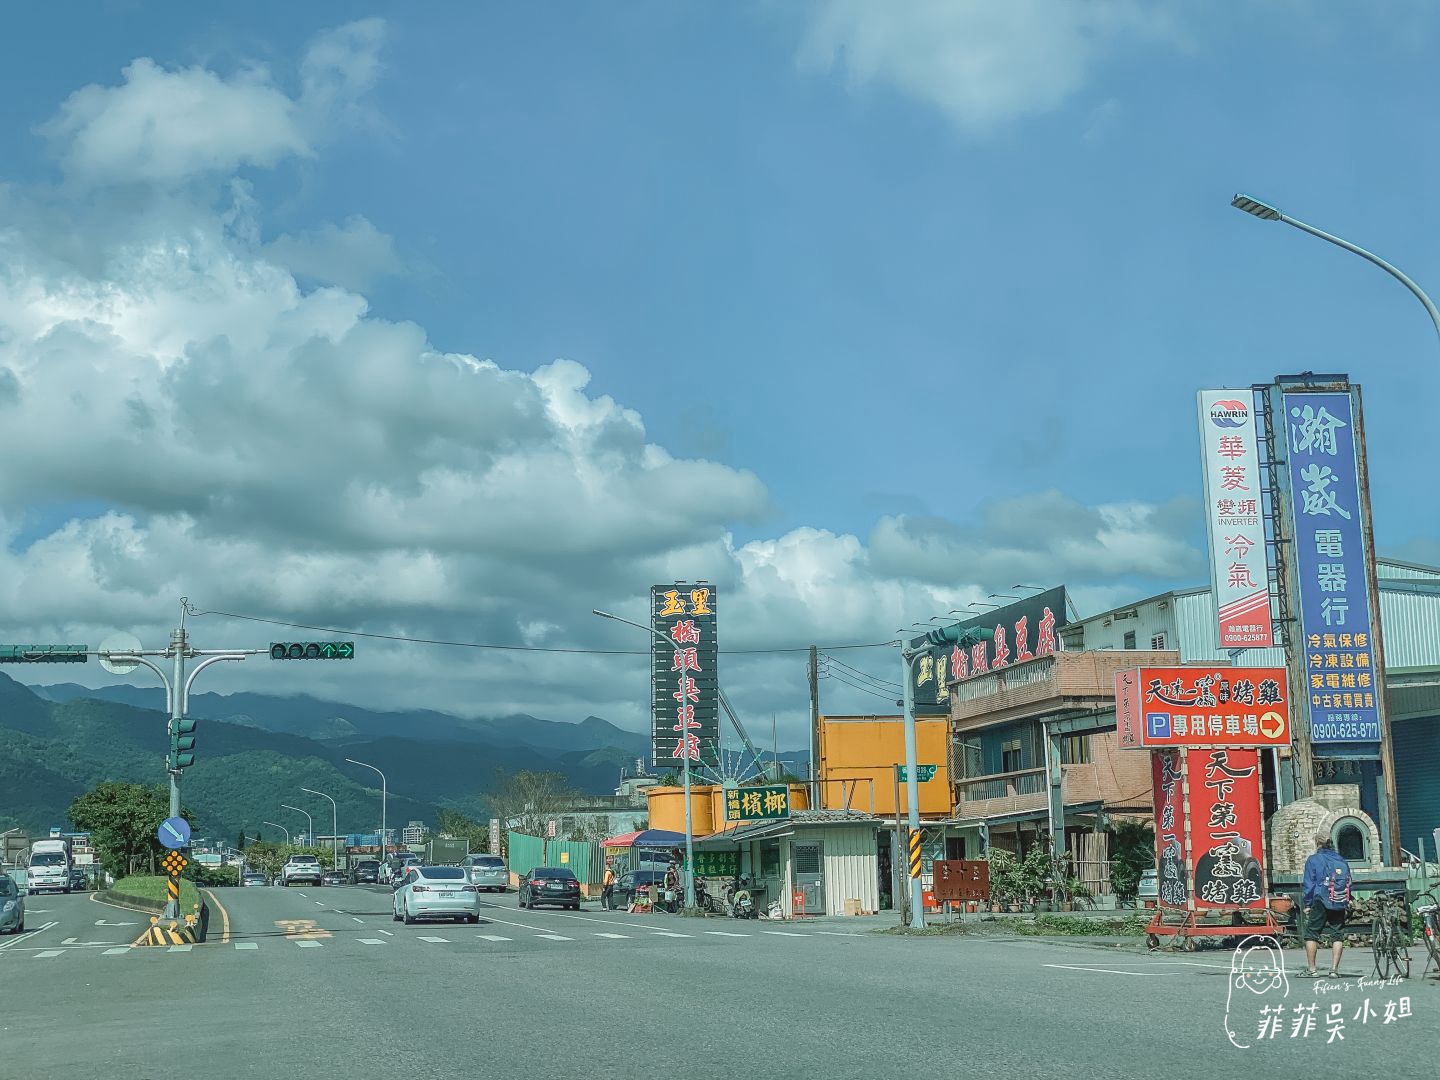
xmin=281 ymin=855 xmax=324 ymax=887
xmin=464 ymin=854 xmax=509 ymax=892
xmin=393 ymin=866 xmax=482 ymax=925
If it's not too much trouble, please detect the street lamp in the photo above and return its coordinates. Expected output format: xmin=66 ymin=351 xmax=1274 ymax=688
xmin=301 ymin=788 xmax=339 ymax=869
xmin=281 ymin=804 xmax=313 ymax=847
xmin=593 ymin=608 xmax=699 ymax=911
xmin=345 ymin=758 xmax=388 ymax=864
xmin=262 ymin=820 xmax=291 ymax=845
xmin=1230 ymin=193 xmax=1440 ymax=345
xmin=898 ymin=621 xmax=994 ymax=929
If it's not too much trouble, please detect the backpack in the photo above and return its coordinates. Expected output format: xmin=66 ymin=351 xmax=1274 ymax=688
xmin=1325 ymin=857 xmax=1352 ymax=907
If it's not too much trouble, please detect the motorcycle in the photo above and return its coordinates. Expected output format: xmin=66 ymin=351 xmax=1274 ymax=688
xmin=723 ymin=877 xmax=756 ymax=919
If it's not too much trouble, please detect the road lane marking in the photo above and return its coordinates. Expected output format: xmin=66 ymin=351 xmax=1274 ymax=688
xmin=295 ymin=940 xmax=324 ymax=948
xmin=1043 ymin=964 xmax=1175 ymax=977
xmin=0 ymin=921 xmax=58 ymax=951
xmin=814 ymin=931 xmax=861 ymax=937
xmin=418 ymin=936 xmax=450 ymax=943
xmin=651 ymin=931 xmax=691 ymax=938
xmin=475 ymin=898 xmax=678 ymax=933
xmin=102 ymin=947 xmax=131 ymax=956
xmin=352 ymin=917 xmax=365 ymax=924
xmin=377 ymin=929 xmax=394 ymax=936
xmin=760 ymin=931 xmax=807 ymax=937
xmin=359 ymin=939 xmax=386 ymax=946
xmin=295 ymin=892 xmax=307 ymax=897
xmin=95 ymin=919 xmax=137 ymax=927
xmin=34 ymin=950 xmax=65 ymax=959
xmin=704 ymin=931 xmax=750 ymax=937
xmin=535 ymin=935 xmax=572 ymax=942
xmin=167 ymin=945 xmax=192 ymax=954
xmin=315 ymin=901 xmax=325 ymax=907
xmin=202 ymin=889 xmax=231 ymax=944
xmin=594 ymin=933 xmax=628 ymax=939
xmin=234 ymin=943 xmax=259 ymax=951
xmin=478 ymin=934 xmax=511 ymax=942
xmin=469 ymin=912 xmax=568 ymax=934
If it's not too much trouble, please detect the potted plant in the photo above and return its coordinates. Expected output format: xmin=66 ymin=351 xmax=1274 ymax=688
xmin=1269 ymin=893 xmax=1294 ymax=916
xmin=984 ymin=849 xmax=1019 ymax=913
xmin=1059 ymin=876 xmax=1093 ymax=912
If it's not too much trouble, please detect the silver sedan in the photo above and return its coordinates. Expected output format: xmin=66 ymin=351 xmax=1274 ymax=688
xmin=0 ymin=876 xmax=24 ymax=934
xmin=392 ymin=866 xmax=482 ymax=925
xmin=465 ymin=855 xmax=509 ymax=892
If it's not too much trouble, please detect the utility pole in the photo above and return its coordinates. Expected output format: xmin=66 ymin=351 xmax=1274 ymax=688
xmin=808 ymin=645 xmax=821 ymax=810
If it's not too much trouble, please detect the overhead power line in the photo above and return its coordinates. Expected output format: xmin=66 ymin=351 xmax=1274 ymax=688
xmin=196 ymin=608 xmax=897 ymax=657
xmin=821 ymin=653 xmax=902 ymax=691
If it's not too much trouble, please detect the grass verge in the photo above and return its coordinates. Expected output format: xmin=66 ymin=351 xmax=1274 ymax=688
xmin=879 ymin=914 xmax=1150 ymax=938
xmin=106 ymin=875 xmax=202 ymax=914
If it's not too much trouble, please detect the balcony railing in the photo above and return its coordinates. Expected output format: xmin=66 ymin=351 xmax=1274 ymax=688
xmin=954 ymin=763 xmax=1100 ymax=821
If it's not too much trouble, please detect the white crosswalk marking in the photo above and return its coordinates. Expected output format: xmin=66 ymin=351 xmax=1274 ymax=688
xmin=359 ymin=939 xmax=386 ymax=946
xmin=295 ymin=940 xmax=323 ymax=948
xmin=760 ymin=931 xmax=807 ymax=937
xmin=651 ymin=931 xmax=691 ymax=938
xmin=103 ymin=947 xmax=131 ymax=956
xmin=704 ymin=931 xmax=750 ymax=937
xmin=594 ymin=933 xmax=628 ymax=939
xmin=534 ymin=934 xmax=572 ymax=942
xmin=34 ymin=950 xmax=64 ymax=959
xmin=234 ymin=943 xmax=259 ymax=950
xmin=478 ymin=934 xmax=511 ymax=942
xmin=418 ymin=936 xmax=450 ymax=943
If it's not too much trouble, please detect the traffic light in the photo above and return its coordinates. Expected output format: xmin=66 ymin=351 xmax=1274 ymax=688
xmin=269 ymin=641 xmax=354 ymax=660
xmin=168 ymin=717 xmax=197 ymax=770
xmin=924 ymin=625 xmax=995 ymax=648
xmin=0 ymin=644 xmax=88 ymax=663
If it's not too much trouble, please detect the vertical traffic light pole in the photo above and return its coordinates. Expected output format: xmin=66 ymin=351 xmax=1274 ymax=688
xmin=101 ymin=626 xmax=262 ymax=918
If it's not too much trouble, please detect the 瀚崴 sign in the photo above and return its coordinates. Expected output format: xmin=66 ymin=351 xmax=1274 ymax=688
xmin=1197 ymin=391 xmax=1274 ymax=648
xmin=650 ymin=583 xmax=721 ymax=768
xmin=910 ymin=587 xmax=1069 ymax=715
xmin=1115 ymin=667 xmax=1290 ymax=749
xmin=1281 ymin=390 xmax=1382 ymax=744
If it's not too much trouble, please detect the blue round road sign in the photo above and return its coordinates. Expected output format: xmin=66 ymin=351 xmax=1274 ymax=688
xmin=157 ymin=816 xmax=191 ymax=850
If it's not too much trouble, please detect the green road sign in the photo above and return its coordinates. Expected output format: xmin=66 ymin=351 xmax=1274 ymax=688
xmin=270 ymin=642 xmax=355 ymax=660
xmin=0 ymin=644 xmax=88 ymax=664
xmin=896 ymin=765 xmax=938 ymax=783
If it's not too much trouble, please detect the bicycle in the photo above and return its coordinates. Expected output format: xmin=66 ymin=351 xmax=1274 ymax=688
xmin=1414 ymin=890 xmax=1440 ymax=978
xmin=1370 ymin=889 xmax=1411 ymax=980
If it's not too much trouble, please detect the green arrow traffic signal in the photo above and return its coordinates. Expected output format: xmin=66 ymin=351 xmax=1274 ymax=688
xmin=269 ymin=642 xmax=355 ymax=660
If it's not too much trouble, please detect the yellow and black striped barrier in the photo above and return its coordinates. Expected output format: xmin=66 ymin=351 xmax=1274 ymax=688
xmin=908 ymin=830 xmax=922 ymax=880
xmin=138 ymin=904 xmax=203 ymax=946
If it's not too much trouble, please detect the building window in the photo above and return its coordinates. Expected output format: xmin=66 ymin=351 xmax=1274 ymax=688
xmin=1001 ymin=739 xmax=1024 ymax=773
xmin=1059 ymin=734 xmax=1092 ymax=765
xmin=1151 ymin=633 xmax=1167 ymax=650
xmin=1123 ymin=631 xmax=1137 ymax=650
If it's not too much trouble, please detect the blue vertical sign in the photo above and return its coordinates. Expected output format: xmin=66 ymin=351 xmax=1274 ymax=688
xmin=1283 ymin=391 xmax=1380 ymax=743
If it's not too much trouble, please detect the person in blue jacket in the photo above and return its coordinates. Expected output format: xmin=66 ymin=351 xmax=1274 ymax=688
xmin=1299 ymin=832 xmax=1351 ymax=978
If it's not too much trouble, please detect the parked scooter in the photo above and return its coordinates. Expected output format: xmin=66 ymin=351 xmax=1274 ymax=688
xmin=723 ymin=877 xmax=756 ymax=919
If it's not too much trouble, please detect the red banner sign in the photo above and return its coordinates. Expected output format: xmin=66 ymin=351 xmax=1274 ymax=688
xmin=1150 ymin=746 xmax=1266 ymax=912
xmin=1116 ymin=667 xmax=1290 ymax=749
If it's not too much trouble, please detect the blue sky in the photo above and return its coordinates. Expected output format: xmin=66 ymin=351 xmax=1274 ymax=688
xmin=0 ymin=3 xmax=1436 ymax=734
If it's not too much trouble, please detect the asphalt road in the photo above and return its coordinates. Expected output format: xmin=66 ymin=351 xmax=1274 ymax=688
xmin=3 ymin=885 xmax=1437 ymax=1078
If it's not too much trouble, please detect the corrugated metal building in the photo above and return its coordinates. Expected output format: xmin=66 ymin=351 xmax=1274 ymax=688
xmin=1060 ymin=557 xmax=1440 ymax=856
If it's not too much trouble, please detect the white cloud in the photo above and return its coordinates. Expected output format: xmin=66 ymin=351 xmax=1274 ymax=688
xmin=40 ymin=18 xmax=386 ymax=187
xmin=0 ymin=28 xmax=1212 ymax=750
xmin=263 ymin=215 xmax=403 ymax=292
xmin=797 ymin=0 xmax=1183 ymax=136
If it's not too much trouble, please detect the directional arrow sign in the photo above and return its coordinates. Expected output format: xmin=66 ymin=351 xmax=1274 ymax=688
xmin=896 ymin=765 xmax=938 ymax=783
xmin=157 ymin=816 xmax=191 ymax=850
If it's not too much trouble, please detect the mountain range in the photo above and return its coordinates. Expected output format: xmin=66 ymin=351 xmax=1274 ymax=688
xmin=0 ymin=674 xmax=659 ymax=842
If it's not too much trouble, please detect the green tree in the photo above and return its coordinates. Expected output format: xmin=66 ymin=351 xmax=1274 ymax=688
xmin=1108 ymin=819 xmax=1155 ymax=901
xmin=237 ymin=830 xmax=248 ymax=851
xmin=68 ymin=782 xmax=182 ymax=877
xmin=487 ymin=770 xmax=575 ymax=839
xmin=435 ymin=808 xmax=490 ymax=853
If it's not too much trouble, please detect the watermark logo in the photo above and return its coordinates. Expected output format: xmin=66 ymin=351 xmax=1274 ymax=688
xmin=1225 ymin=935 xmax=1289 ymax=1048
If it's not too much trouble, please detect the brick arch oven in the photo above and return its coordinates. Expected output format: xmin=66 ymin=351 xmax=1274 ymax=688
xmin=1267 ymin=784 xmax=1383 ymax=875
